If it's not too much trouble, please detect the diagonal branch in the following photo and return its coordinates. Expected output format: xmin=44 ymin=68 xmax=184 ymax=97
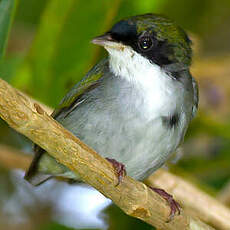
xmin=0 ymin=78 xmax=216 ymax=230
xmin=0 ymin=144 xmax=31 ymax=170
xmin=218 ymin=181 xmax=230 ymax=207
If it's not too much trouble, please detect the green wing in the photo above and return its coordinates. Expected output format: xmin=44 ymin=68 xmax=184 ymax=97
xmin=52 ymin=58 xmax=108 ymax=119
xmin=25 ymin=58 xmax=108 ymax=185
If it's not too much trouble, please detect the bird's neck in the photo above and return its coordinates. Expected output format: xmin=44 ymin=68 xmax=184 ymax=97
xmin=106 ymin=46 xmax=187 ymax=119
xmin=107 ymin=46 xmax=169 ymax=88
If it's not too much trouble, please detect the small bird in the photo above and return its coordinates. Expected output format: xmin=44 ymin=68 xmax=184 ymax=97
xmin=25 ymin=13 xmax=198 ymax=219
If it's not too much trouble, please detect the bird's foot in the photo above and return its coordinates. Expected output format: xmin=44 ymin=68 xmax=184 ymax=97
xmin=106 ymin=158 xmax=126 ymax=186
xmin=148 ymin=186 xmax=181 ymax=222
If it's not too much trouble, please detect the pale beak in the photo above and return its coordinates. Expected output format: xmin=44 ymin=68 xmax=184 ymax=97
xmin=91 ymin=33 xmax=125 ymax=50
xmin=91 ymin=33 xmax=115 ymax=46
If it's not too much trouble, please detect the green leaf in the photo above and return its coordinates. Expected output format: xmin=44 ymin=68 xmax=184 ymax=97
xmin=27 ymin=0 xmax=76 ymax=102
xmin=14 ymin=0 xmax=122 ymax=106
xmin=0 ymin=0 xmax=17 ymax=59
xmin=49 ymin=0 xmax=121 ymax=105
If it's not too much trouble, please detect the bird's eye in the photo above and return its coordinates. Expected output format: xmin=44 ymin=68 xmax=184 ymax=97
xmin=138 ymin=36 xmax=153 ymax=51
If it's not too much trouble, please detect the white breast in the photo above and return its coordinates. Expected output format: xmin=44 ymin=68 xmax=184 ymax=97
xmin=105 ymin=45 xmax=189 ymax=179
xmin=106 ymin=45 xmax=185 ymax=119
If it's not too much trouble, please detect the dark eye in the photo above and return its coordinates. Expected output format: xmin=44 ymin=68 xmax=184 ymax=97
xmin=138 ymin=36 xmax=153 ymax=51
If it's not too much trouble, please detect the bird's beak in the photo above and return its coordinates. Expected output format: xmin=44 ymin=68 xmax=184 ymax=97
xmin=91 ymin=33 xmax=114 ymax=46
xmin=91 ymin=33 xmax=125 ymax=50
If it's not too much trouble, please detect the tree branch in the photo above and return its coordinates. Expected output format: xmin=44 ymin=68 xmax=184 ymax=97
xmin=0 ymin=78 xmax=216 ymax=230
xmin=0 ymin=144 xmax=31 ymax=170
xmin=218 ymin=181 xmax=230 ymax=207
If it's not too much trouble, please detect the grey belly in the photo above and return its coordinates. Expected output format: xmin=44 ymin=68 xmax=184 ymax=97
xmin=58 ymin=99 xmax=184 ymax=181
xmin=52 ymin=75 xmax=190 ymax=181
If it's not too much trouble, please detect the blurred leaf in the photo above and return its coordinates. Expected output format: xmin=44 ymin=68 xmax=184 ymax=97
xmin=15 ymin=0 xmax=47 ymax=25
xmin=132 ymin=0 xmax=166 ymax=12
xmin=0 ymin=55 xmax=23 ymax=81
xmin=41 ymin=222 xmax=75 ymax=230
xmin=22 ymin=0 xmax=75 ymax=104
xmin=0 ymin=0 xmax=17 ymax=59
xmin=45 ymin=0 xmax=123 ymax=106
xmin=188 ymin=113 xmax=230 ymax=139
xmin=14 ymin=0 xmax=123 ymax=106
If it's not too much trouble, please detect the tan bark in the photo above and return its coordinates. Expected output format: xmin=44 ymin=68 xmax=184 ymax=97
xmin=218 ymin=181 xmax=230 ymax=207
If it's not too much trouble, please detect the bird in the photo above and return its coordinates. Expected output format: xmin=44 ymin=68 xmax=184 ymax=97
xmin=25 ymin=13 xmax=198 ymax=219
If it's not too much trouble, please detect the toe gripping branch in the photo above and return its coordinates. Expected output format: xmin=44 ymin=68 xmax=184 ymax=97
xmin=106 ymin=157 xmax=180 ymax=221
xmin=149 ymin=186 xmax=181 ymax=222
xmin=106 ymin=158 xmax=127 ymax=186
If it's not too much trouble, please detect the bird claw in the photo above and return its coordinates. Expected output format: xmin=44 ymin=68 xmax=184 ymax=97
xmin=105 ymin=159 xmax=181 ymax=221
xmin=148 ymin=186 xmax=181 ymax=222
xmin=106 ymin=158 xmax=126 ymax=186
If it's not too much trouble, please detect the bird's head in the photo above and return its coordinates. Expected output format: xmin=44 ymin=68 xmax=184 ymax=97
xmin=92 ymin=13 xmax=192 ymax=73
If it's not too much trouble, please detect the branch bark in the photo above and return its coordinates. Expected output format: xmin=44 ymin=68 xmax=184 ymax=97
xmin=0 ymin=78 xmax=216 ymax=230
xmin=0 ymin=144 xmax=31 ymax=170
xmin=218 ymin=181 xmax=230 ymax=207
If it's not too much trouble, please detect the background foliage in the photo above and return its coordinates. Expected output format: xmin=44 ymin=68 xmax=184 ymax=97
xmin=0 ymin=0 xmax=230 ymax=229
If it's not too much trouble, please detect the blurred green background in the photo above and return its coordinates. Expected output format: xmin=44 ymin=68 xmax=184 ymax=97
xmin=0 ymin=0 xmax=230 ymax=229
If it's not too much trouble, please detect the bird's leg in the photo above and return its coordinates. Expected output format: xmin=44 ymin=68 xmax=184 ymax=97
xmin=106 ymin=158 xmax=180 ymax=221
xmin=106 ymin=158 xmax=126 ymax=186
xmin=148 ymin=186 xmax=181 ymax=222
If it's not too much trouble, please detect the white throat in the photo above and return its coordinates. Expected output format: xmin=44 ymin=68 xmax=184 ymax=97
xmin=105 ymin=45 xmax=184 ymax=117
xmin=106 ymin=45 xmax=165 ymax=85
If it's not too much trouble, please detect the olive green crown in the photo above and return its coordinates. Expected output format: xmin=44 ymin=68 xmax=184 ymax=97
xmin=128 ymin=14 xmax=192 ymax=66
